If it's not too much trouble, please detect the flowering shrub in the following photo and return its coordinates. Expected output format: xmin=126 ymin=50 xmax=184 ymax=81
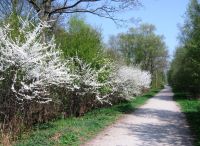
xmin=0 ymin=17 xmax=151 ymax=122
xmin=68 ymin=57 xmax=111 ymax=103
xmin=110 ymin=66 xmax=151 ymax=99
xmin=0 ymin=18 xmax=112 ymax=104
xmin=0 ymin=19 xmax=74 ymax=103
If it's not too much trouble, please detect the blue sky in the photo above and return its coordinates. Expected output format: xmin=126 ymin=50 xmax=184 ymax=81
xmin=85 ymin=0 xmax=189 ymax=59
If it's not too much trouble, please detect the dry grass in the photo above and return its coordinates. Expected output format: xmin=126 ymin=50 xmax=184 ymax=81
xmin=0 ymin=115 xmax=25 ymax=146
xmin=1 ymin=133 xmax=12 ymax=146
xmin=50 ymin=132 xmax=62 ymax=142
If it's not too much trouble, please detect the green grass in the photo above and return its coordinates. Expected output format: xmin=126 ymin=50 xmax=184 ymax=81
xmin=14 ymin=89 xmax=161 ymax=146
xmin=173 ymin=92 xmax=200 ymax=146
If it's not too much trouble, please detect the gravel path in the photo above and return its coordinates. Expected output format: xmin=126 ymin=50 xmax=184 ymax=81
xmin=83 ymin=86 xmax=193 ymax=146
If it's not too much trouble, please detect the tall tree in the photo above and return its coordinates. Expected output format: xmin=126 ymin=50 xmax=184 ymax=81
xmin=55 ymin=16 xmax=103 ymax=66
xmin=119 ymin=24 xmax=167 ymax=73
xmin=109 ymin=23 xmax=168 ymax=87
xmin=168 ymin=0 xmax=200 ymax=96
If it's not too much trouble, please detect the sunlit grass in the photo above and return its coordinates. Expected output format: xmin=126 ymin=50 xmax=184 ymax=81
xmin=174 ymin=93 xmax=200 ymax=146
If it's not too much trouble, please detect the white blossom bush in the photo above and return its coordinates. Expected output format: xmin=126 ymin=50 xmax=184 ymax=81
xmin=0 ymin=16 xmax=151 ymax=109
xmin=0 ymin=15 xmax=154 ymax=128
xmin=68 ymin=57 xmax=111 ymax=103
xmin=0 ymin=17 xmax=111 ymax=104
xmin=0 ymin=18 xmax=75 ymax=103
xmin=110 ymin=65 xmax=151 ymax=99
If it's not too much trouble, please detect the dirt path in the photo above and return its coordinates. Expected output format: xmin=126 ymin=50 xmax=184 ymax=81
xmin=83 ymin=86 xmax=193 ymax=146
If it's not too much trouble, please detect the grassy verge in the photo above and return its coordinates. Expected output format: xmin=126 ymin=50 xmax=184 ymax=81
xmin=14 ymin=88 xmax=161 ymax=146
xmin=173 ymin=92 xmax=200 ymax=146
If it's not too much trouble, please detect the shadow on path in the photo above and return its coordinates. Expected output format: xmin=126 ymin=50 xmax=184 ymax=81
xmin=114 ymin=107 xmax=193 ymax=146
xmin=83 ymin=86 xmax=194 ymax=146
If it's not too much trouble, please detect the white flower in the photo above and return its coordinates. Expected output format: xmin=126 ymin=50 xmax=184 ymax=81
xmin=0 ymin=18 xmax=73 ymax=103
xmin=111 ymin=65 xmax=151 ymax=99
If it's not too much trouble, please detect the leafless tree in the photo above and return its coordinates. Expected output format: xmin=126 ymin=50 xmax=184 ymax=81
xmin=27 ymin=0 xmax=141 ymax=22
xmin=0 ymin=0 xmax=141 ymax=29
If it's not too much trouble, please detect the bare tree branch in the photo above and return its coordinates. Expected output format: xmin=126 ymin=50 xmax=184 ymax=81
xmin=28 ymin=0 xmax=41 ymax=12
xmin=26 ymin=0 xmax=141 ymax=23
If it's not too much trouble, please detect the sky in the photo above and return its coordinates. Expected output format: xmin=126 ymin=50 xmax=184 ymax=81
xmin=85 ymin=0 xmax=189 ymax=59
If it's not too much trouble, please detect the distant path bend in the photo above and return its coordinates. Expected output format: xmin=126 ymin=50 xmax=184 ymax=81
xmin=83 ymin=86 xmax=193 ymax=146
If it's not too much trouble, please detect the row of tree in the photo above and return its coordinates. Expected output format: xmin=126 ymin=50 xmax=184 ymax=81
xmin=107 ymin=24 xmax=168 ymax=88
xmin=168 ymin=0 xmax=200 ymax=97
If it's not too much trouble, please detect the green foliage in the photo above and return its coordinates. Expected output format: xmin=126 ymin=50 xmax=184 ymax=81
xmin=168 ymin=0 xmax=200 ymax=96
xmin=55 ymin=17 xmax=114 ymax=101
xmin=99 ymin=86 xmax=112 ymax=95
xmin=14 ymin=89 xmax=161 ymax=146
xmin=174 ymin=92 xmax=200 ymax=146
xmin=0 ymin=12 xmax=21 ymax=41
xmin=119 ymin=24 xmax=168 ymax=71
xmin=55 ymin=16 xmax=104 ymax=66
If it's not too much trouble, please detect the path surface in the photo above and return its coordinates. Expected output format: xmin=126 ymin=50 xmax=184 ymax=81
xmin=83 ymin=86 xmax=193 ymax=146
